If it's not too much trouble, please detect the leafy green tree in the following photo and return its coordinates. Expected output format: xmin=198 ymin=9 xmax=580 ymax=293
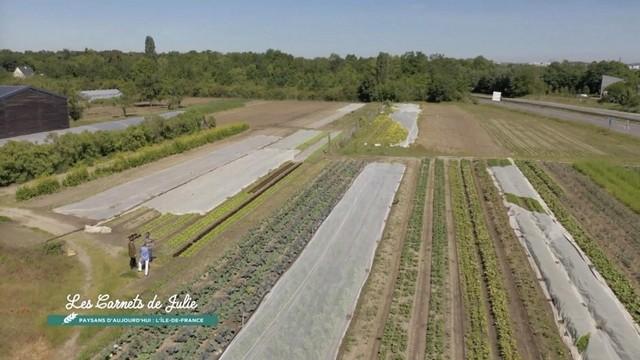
xmin=133 ymin=57 xmax=161 ymax=103
xmin=145 ymin=36 xmax=156 ymax=57
xmin=116 ymin=82 xmax=137 ymax=117
xmin=68 ymin=95 xmax=83 ymax=121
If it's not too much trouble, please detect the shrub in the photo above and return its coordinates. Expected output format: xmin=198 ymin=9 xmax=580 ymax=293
xmin=62 ymin=167 xmax=91 ymax=187
xmin=576 ymin=333 xmax=590 ymax=353
xmin=42 ymin=241 xmax=64 ymax=255
xmin=16 ymin=177 xmax=61 ymax=201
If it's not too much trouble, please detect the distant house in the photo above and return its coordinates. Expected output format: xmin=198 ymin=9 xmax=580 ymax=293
xmin=78 ymin=89 xmax=122 ymax=102
xmin=12 ymin=65 xmax=35 ymax=79
xmin=0 ymin=85 xmax=68 ymax=139
xmin=629 ymin=64 xmax=640 ymax=70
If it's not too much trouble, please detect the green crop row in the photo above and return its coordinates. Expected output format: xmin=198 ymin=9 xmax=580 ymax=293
xmin=166 ymin=191 xmax=251 ymax=249
xmin=517 ymin=160 xmax=640 ymax=324
xmin=138 ymin=213 xmax=178 ymax=234
xmin=148 ymin=213 xmax=199 ymax=240
xmin=424 ymin=159 xmax=447 ymax=360
xmin=181 ymin=175 xmax=290 ymax=257
xmin=379 ymin=159 xmax=429 ymax=360
xmin=504 ymin=193 xmax=544 ymax=213
xmin=474 ymin=160 xmax=571 ymax=360
xmin=461 ymin=160 xmax=520 ymax=360
xmin=449 ymin=160 xmax=491 ymax=360
xmin=573 ymin=160 xmax=640 ymax=214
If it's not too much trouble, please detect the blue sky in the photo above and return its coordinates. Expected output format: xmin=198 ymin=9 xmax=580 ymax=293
xmin=1 ymin=0 xmax=639 ymax=62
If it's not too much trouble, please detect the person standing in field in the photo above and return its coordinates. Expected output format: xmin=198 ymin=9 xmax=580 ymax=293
xmin=128 ymin=235 xmax=137 ymax=270
xmin=144 ymin=232 xmax=155 ymax=262
xmin=139 ymin=242 xmax=150 ymax=276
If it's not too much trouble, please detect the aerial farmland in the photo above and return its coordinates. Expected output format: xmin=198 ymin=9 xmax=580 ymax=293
xmin=2 ymin=3 xmax=640 ymax=359
xmin=3 ymin=91 xmax=640 ymax=360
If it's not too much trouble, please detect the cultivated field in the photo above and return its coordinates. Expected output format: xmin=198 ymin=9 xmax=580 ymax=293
xmin=3 ymin=97 xmax=640 ymax=360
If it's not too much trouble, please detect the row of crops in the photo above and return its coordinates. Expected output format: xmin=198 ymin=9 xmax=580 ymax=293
xmin=424 ymin=159 xmax=447 ymax=359
xmin=450 ymin=159 xmax=523 ymax=359
xmin=449 ymin=160 xmax=491 ymax=359
xmin=474 ymin=160 xmax=571 ymax=360
xmin=573 ymin=160 xmax=640 ymax=214
xmin=378 ymin=159 xmax=429 ymax=359
xmin=516 ymin=160 xmax=640 ymax=324
xmin=102 ymin=160 xmax=366 ymax=359
xmin=459 ymin=161 xmax=520 ymax=360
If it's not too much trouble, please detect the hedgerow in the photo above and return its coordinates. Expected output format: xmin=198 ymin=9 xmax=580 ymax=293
xmin=0 ymin=100 xmax=244 ymax=186
xmin=15 ymin=124 xmax=248 ymax=200
xmin=15 ymin=177 xmax=61 ymax=200
xmin=61 ymin=166 xmax=91 ymax=187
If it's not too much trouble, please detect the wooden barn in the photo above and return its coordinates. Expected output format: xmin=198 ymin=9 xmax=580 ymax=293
xmin=0 ymin=85 xmax=68 ymax=139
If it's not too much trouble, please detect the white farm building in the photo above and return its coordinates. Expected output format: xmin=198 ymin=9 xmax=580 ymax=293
xmin=13 ymin=65 xmax=35 ymax=78
xmin=79 ymin=89 xmax=122 ymax=102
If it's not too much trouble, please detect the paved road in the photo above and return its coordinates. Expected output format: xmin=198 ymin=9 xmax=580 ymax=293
xmin=0 ymin=111 xmax=183 ymax=146
xmin=474 ymin=95 xmax=640 ymax=138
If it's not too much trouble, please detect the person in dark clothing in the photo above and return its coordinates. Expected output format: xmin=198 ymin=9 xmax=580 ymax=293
xmin=128 ymin=234 xmax=137 ymax=269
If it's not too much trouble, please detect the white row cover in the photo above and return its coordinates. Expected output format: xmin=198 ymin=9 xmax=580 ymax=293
xmin=390 ymin=103 xmax=421 ymax=147
xmin=55 ymin=129 xmax=321 ymax=219
xmin=54 ymin=135 xmax=279 ymax=220
xmin=490 ymin=164 xmax=640 ymax=360
xmin=307 ymin=103 xmax=365 ymax=129
xmin=221 ymin=162 xmax=405 ymax=360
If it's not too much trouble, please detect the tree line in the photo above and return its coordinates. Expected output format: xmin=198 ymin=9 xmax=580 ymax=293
xmin=0 ymin=39 xmax=638 ymax=106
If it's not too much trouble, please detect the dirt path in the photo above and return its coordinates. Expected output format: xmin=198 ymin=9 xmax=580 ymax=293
xmin=443 ymin=160 xmax=465 ymax=360
xmin=338 ymin=159 xmax=418 ymax=360
xmin=0 ymin=207 xmax=78 ymax=235
xmin=472 ymin=165 xmax=540 ymax=360
xmin=406 ymin=160 xmax=434 ymax=359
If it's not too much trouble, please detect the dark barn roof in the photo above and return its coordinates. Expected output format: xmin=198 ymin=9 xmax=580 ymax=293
xmin=0 ymin=85 xmax=67 ymax=101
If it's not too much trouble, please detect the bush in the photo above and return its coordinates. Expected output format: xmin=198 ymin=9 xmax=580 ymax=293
xmin=42 ymin=241 xmax=64 ymax=255
xmin=576 ymin=333 xmax=590 ymax=353
xmin=16 ymin=177 xmax=61 ymax=201
xmin=602 ymin=82 xmax=640 ymax=107
xmin=62 ymin=167 xmax=91 ymax=187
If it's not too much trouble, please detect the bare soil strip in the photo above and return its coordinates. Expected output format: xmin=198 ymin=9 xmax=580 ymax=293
xmin=406 ymin=160 xmax=435 ymax=359
xmin=443 ymin=160 xmax=465 ymax=360
xmin=418 ymin=104 xmax=506 ymax=157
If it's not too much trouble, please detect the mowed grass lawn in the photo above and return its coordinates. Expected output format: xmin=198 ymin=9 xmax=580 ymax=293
xmin=460 ymin=103 xmax=640 ymax=162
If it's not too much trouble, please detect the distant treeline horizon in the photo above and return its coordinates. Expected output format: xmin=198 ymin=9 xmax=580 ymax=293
xmin=1 ymin=45 xmax=638 ymax=106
